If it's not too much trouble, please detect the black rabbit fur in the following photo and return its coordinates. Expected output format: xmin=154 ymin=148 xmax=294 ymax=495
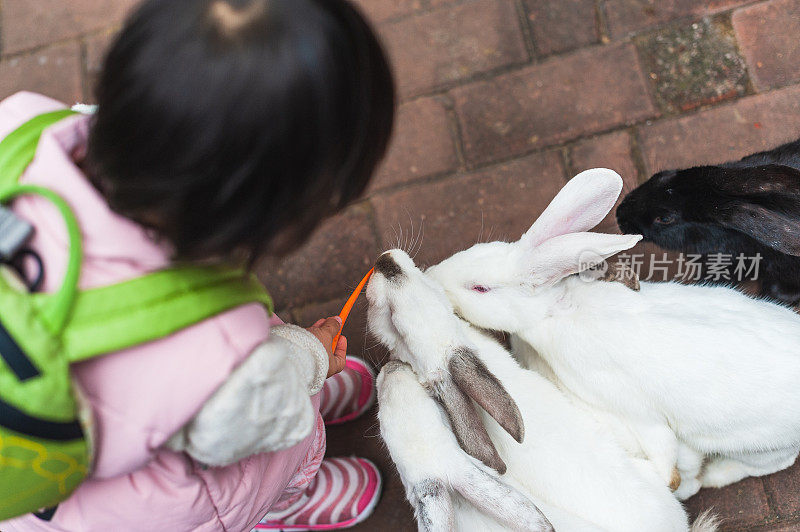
xmin=617 ymin=139 xmax=800 ymax=304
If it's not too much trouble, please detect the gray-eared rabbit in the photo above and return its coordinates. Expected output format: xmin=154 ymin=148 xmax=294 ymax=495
xmin=427 ymin=168 xmax=800 ymax=501
xmin=617 ymin=138 xmax=800 ymax=304
xmin=368 ymin=249 xmax=717 ymax=531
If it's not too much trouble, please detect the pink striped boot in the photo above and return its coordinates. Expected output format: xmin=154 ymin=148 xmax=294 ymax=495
xmin=319 ymin=356 xmax=376 ymax=426
xmin=256 ymin=357 xmax=380 ymax=530
xmin=255 ymin=457 xmax=381 ymax=530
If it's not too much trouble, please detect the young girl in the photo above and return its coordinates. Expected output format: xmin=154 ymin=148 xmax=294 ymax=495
xmin=0 ymin=0 xmax=394 ymax=530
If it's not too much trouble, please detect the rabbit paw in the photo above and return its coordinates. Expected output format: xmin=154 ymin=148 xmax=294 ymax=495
xmin=669 ymin=467 xmax=681 ymax=491
xmin=585 ymin=260 xmax=640 ymax=291
xmin=673 ymin=477 xmax=702 ymax=501
xmin=700 ymin=457 xmax=752 ymax=488
xmin=702 ymin=448 xmax=799 ymax=488
xmin=602 ymin=260 xmax=640 ymax=291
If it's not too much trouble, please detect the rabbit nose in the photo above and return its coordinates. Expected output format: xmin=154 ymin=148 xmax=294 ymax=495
xmin=616 ymin=216 xmax=640 ymax=235
xmin=375 ymin=252 xmax=404 ymax=280
xmin=616 ymin=200 xmax=639 ymax=233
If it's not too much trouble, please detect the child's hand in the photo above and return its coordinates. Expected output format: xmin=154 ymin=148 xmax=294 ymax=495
xmin=307 ymin=316 xmax=347 ymax=378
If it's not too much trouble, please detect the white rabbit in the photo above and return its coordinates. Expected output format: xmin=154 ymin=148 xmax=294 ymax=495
xmin=368 ymin=249 xmax=716 ymax=531
xmin=426 ymin=168 xmax=800 ymax=500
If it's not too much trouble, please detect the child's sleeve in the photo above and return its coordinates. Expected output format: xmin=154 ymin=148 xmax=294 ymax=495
xmin=268 ymin=324 xmax=329 ymax=396
xmin=165 ymin=325 xmax=329 ymax=466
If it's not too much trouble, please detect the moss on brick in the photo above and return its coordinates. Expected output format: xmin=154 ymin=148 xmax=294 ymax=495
xmin=638 ymin=17 xmax=750 ymax=113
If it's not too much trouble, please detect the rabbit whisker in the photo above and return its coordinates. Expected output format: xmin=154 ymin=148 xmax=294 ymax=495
xmin=396 ymin=222 xmax=405 ymax=251
xmin=409 ymin=215 xmax=424 ymax=259
xmin=405 ymin=212 xmax=416 ymax=255
xmin=406 ymin=210 xmax=418 ymax=257
xmin=412 ymin=221 xmax=425 ymax=260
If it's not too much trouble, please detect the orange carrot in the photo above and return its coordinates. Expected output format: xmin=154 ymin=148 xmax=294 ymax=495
xmin=332 ymin=268 xmax=374 ymax=351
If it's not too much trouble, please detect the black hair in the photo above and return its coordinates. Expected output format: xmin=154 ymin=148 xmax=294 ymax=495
xmin=87 ymin=0 xmax=395 ymax=263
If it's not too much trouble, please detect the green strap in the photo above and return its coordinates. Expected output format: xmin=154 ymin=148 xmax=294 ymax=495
xmin=0 ymin=185 xmax=83 ymax=334
xmin=0 ymin=110 xmax=77 ymax=195
xmin=61 ymin=267 xmax=273 ymax=363
xmin=0 ymin=110 xmax=81 ymax=334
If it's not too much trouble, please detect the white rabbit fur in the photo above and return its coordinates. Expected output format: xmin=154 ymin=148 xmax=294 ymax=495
xmin=427 ymin=168 xmax=800 ymax=500
xmin=369 ymin=249 xmax=714 ymax=531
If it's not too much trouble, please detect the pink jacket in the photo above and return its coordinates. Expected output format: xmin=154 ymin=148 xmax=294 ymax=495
xmin=0 ymin=93 xmax=325 ymax=532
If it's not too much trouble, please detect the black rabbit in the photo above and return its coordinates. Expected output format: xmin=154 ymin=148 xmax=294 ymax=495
xmin=616 ymin=139 xmax=800 ymax=304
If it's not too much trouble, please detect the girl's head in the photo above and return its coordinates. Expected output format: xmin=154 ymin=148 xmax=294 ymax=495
xmin=88 ymin=0 xmax=395 ymax=263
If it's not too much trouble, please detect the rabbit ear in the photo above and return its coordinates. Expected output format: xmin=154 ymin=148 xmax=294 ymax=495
xmin=711 ymin=165 xmax=800 ymax=256
xmin=430 ymin=378 xmax=508 ymax=474
xmin=450 ymin=347 xmax=524 ymax=444
xmin=455 ymin=467 xmax=554 ymax=532
xmin=526 ymin=232 xmax=642 ymax=286
xmin=522 ymin=168 xmax=624 ymax=248
xmin=718 ymin=202 xmax=800 ymax=256
xmin=410 ymin=479 xmax=455 ymax=532
xmin=430 ymin=346 xmax=525 ymax=474
xmin=716 ymin=163 xmax=800 ymax=195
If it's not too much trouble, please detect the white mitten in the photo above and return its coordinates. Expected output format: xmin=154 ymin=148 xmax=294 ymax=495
xmin=166 ymin=325 xmax=328 ymax=466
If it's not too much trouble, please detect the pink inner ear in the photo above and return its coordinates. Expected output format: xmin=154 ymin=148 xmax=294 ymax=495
xmin=526 ymin=232 xmax=642 ymax=287
xmin=522 ymin=169 xmax=623 ymax=248
xmin=555 ymin=207 xmax=592 ymax=235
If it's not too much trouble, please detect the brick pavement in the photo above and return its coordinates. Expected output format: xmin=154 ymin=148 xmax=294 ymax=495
xmin=4 ymin=0 xmax=800 ymax=530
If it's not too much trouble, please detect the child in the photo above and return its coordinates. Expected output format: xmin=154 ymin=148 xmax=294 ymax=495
xmin=0 ymin=0 xmax=394 ymax=530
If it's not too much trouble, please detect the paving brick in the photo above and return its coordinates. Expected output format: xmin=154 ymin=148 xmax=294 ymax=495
xmin=84 ymin=30 xmax=115 ymax=79
xmin=763 ymin=460 xmax=800 ymax=519
xmin=733 ymin=0 xmax=800 ymax=91
xmin=370 ymin=97 xmax=459 ymax=192
xmin=685 ymin=477 xmax=770 ymax=531
xmin=638 ymin=18 xmax=749 ymax=113
xmin=752 ymin=523 xmax=800 ymax=531
xmin=83 ymin=30 xmax=116 ymax=102
xmin=523 ymin=0 xmax=599 ymax=55
xmin=351 ymin=0 xmax=423 ymax=23
xmin=569 ymin=131 xmax=639 ymax=232
xmin=0 ymin=42 xmax=82 ymax=104
xmin=381 ymin=0 xmax=529 ymax=98
xmin=257 ymin=204 xmax=379 ymax=310
xmin=604 ymin=0 xmax=752 ymax=39
xmin=2 ymin=0 xmax=137 ymax=55
xmin=452 ymin=43 xmax=655 ymax=166
xmin=274 ymin=308 xmax=292 ymax=322
xmin=639 ymin=85 xmax=800 ymax=174
xmin=370 ymin=151 xmax=566 ymax=266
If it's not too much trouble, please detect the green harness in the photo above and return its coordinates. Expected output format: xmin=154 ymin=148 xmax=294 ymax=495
xmin=0 ymin=111 xmax=273 ymax=520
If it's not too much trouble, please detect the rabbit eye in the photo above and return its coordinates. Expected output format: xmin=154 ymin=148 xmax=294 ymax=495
xmin=654 ymin=214 xmax=676 ymax=225
xmin=471 ymin=285 xmax=490 ymax=293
